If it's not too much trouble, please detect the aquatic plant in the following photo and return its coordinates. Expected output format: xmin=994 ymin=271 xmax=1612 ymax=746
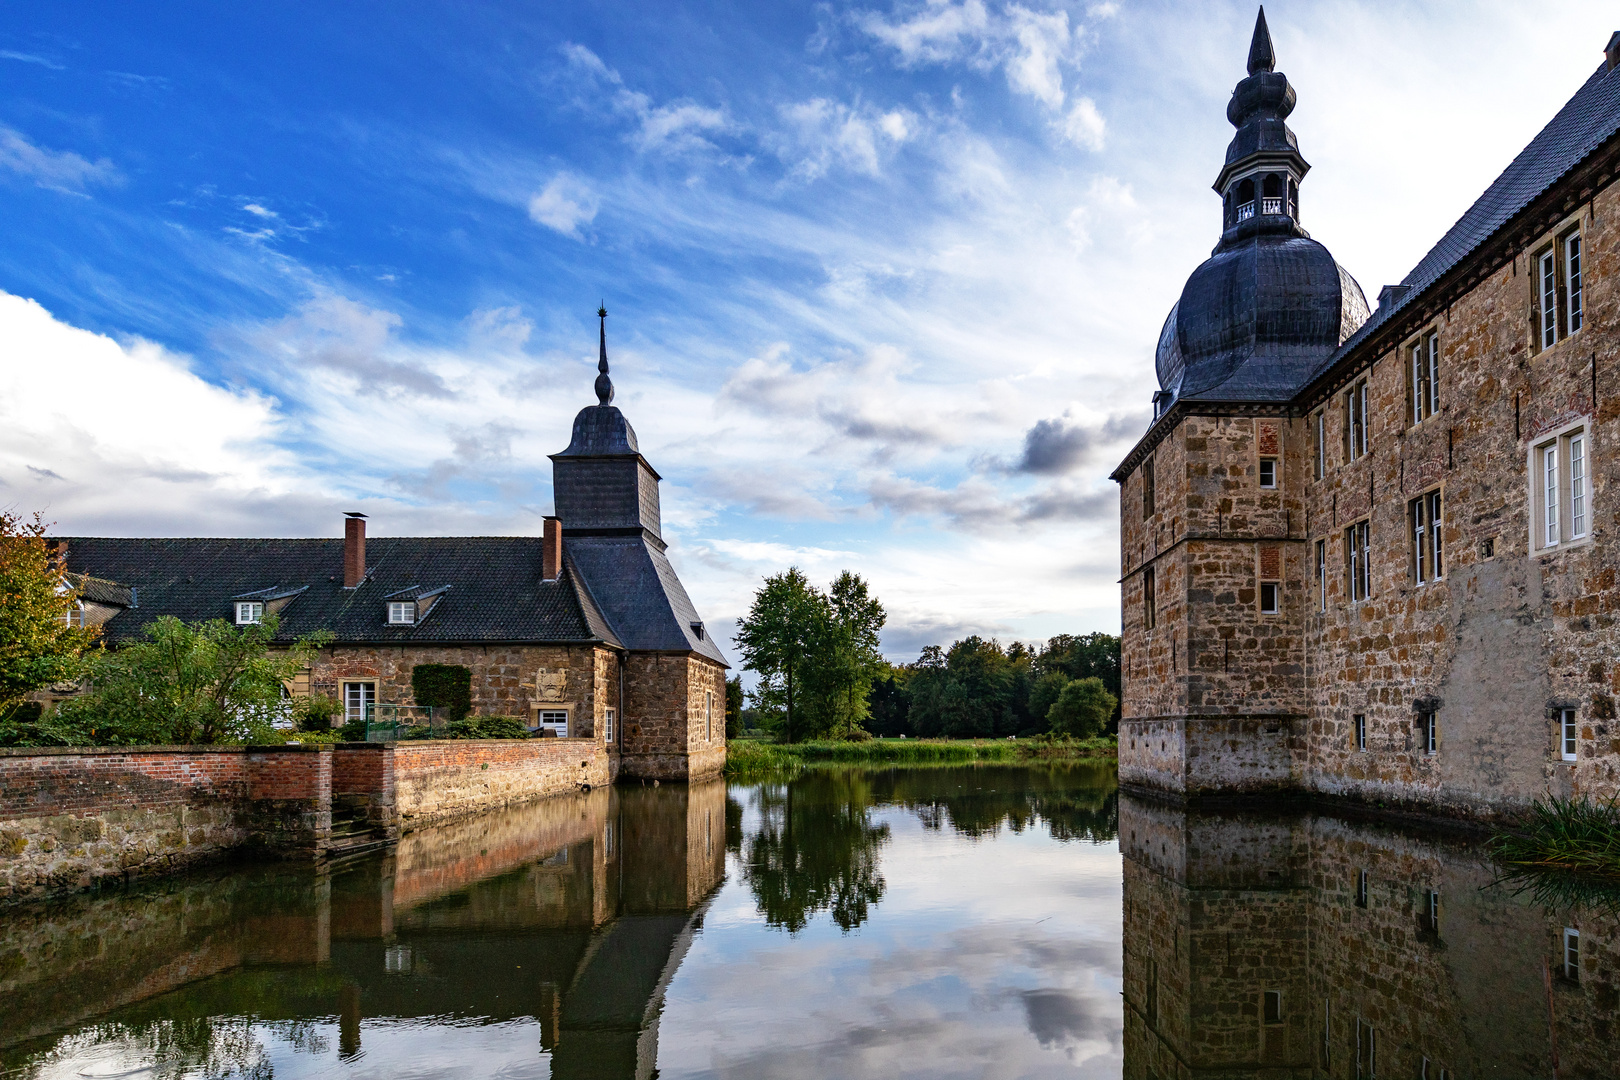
xmin=1489 ymin=795 xmax=1620 ymax=879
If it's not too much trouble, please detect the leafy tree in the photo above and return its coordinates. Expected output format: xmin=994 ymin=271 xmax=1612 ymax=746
xmin=725 ymin=675 xmax=743 ymax=739
xmin=734 ymin=568 xmax=821 ymax=743
xmin=47 ymin=615 xmax=328 ymax=745
xmin=906 ymin=636 xmax=1027 ymax=737
xmin=806 ymin=571 xmax=887 ymax=739
xmin=0 ymin=511 xmax=99 ymax=715
xmin=1027 ymin=670 xmax=1071 ymax=729
xmin=1035 ymin=633 xmax=1121 ymax=725
xmin=866 ymin=664 xmax=911 ymax=737
xmin=1046 ymin=676 xmax=1117 ymax=738
xmin=740 ymin=771 xmax=890 ymax=932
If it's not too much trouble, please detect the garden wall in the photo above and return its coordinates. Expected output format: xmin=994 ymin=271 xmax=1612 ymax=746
xmin=392 ymin=738 xmax=610 ymax=830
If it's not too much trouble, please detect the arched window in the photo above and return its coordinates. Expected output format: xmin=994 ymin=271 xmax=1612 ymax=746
xmin=1262 ymin=174 xmax=1282 ymax=214
xmin=1235 ymin=178 xmax=1256 ymax=221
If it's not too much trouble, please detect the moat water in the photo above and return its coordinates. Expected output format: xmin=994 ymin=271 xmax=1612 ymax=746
xmin=1 ymin=764 xmax=1615 ymax=1079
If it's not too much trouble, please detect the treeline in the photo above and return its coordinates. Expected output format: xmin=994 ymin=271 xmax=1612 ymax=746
xmin=867 ymin=632 xmax=1121 ymax=740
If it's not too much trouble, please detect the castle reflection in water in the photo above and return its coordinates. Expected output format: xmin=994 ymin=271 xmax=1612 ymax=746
xmin=1121 ymin=795 xmax=1620 ymax=1080
xmin=1 ymin=780 xmax=727 ymax=1079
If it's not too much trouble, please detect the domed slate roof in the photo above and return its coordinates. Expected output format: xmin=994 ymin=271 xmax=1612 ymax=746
xmin=1154 ymin=8 xmax=1369 ymax=405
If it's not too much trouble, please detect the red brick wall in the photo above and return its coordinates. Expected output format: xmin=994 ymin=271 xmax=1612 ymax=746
xmin=0 ymin=746 xmax=251 ymax=820
xmin=392 ymin=738 xmax=611 ymax=830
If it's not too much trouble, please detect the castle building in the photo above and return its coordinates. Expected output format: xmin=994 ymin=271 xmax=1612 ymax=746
xmin=1113 ymin=10 xmax=1620 ymax=818
xmin=57 ymin=312 xmax=727 ymax=782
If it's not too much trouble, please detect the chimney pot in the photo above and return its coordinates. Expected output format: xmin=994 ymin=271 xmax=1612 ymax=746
xmin=344 ymin=513 xmax=367 ymax=588
xmin=542 ymin=517 xmax=562 ymax=582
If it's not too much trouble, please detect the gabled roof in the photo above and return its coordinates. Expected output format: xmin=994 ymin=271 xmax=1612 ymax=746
xmin=64 ymin=573 xmax=135 ymax=608
xmin=565 ymin=535 xmax=729 ymax=666
xmin=60 ymin=536 xmax=621 ymax=648
xmin=1311 ymin=56 xmax=1620 ymax=385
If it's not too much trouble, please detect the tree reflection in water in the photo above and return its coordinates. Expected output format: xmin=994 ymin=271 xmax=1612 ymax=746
xmin=737 ymin=763 xmax=1119 ymax=934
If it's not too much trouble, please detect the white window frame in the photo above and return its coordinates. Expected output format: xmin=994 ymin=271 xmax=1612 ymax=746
xmin=1354 ymin=713 xmax=1366 ymax=753
xmin=1540 ymin=248 xmax=1558 ymax=350
xmin=1567 ymin=233 xmax=1583 ymax=335
xmin=1345 ymin=520 xmax=1371 ymax=603
xmin=388 ymin=601 xmax=416 ymax=625
xmin=1344 ymin=378 xmax=1369 ymax=460
xmin=63 ymin=602 xmax=86 ymax=628
xmin=1356 ymin=1020 xmax=1376 ymax=1079
xmin=705 ymin=690 xmax=714 ymax=742
xmin=604 ymin=706 xmax=616 ymax=744
xmin=1423 ymin=889 xmax=1440 ymax=933
xmin=236 ymin=601 xmax=265 ymax=625
xmin=1563 ymin=927 xmax=1580 ymax=982
xmin=343 ymin=681 xmax=376 ymax=724
xmin=1355 ymin=868 xmax=1369 ymax=907
xmin=1259 ymin=580 xmax=1279 ymax=615
xmin=1420 ymin=708 xmax=1438 ymax=755
xmin=1409 ymin=331 xmax=1439 ymax=425
xmin=1259 ymin=457 xmax=1277 ymax=489
xmin=536 ymin=709 xmax=570 ymax=738
xmin=1315 ymin=539 xmax=1327 ymax=612
xmin=1530 ymin=420 xmax=1592 ymax=552
xmin=1560 ymin=707 xmax=1578 ymax=762
xmin=1411 ymin=489 xmax=1442 ymax=585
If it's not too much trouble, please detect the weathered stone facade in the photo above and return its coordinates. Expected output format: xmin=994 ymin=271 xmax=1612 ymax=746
xmin=1122 ymin=795 xmax=1620 ymax=1078
xmin=621 ymin=653 xmax=727 ymax=781
xmin=1115 ymin=24 xmax=1620 ymax=819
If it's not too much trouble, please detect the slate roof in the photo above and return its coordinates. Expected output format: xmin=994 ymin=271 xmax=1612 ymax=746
xmin=60 ymin=536 xmax=622 ymax=648
xmin=565 ymin=536 xmax=729 ymax=665
xmin=64 ymin=573 xmax=135 ymax=608
xmin=1309 ymin=56 xmax=1620 ymax=385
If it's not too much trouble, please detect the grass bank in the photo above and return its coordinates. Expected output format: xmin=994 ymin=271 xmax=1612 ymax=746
xmin=724 ymin=735 xmax=1116 ymax=778
xmin=1490 ymin=796 xmax=1620 ymax=880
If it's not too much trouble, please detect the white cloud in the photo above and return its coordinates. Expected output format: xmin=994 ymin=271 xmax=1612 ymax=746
xmin=635 ymin=101 xmax=730 ymax=154
xmin=1063 ymin=175 xmax=1135 ymax=249
xmin=775 ymin=99 xmax=913 ymax=179
xmin=1062 ymin=95 xmax=1106 ymax=150
xmin=0 ymin=127 xmax=120 ymax=194
xmin=528 ymin=173 xmax=600 ymax=237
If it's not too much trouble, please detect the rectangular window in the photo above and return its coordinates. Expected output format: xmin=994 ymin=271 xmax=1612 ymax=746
xmin=1355 ymin=868 xmax=1369 ymax=907
xmin=1410 ymin=490 xmax=1442 ymax=584
xmin=1314 ymin=410 xmax=1325 ymax=479
xmin=1142 ymin=458 xmax=1155 ymax=519
xmin=1561 ymin=707 xmax=1578 ymax=762
xmin=1259 ymin=457 xmax=1277 ymax=488
xmin=63 ymin=604 xmax=86 ymax=628
xmin=706 ymin=690 xmax=714 ymax=741
xmin=604 ymin=707 xmax=616 ymax=744
xmin=343 ymin=681 xmax=376 ymax=724
xmin=1354 ymin=714 xmax=1367 ymax=752
xmin=1345 ymin=520 xmax=1370 ymax=603
xmin=1144 ymin=566 xmax=1157 ymax=629
xmin=1343 ymin=377 xmax=1369 ymax=460
xmin=1315 ymin=539 xmax=1327 ymax=612
xmin=1260 ymin=581 xmax=1279 ymax=615
xmin=1263 ymin=990 xmax=1283 ymax=1025
xmin=1419 ymin=708 xmax=1438 ymax=755
xmin=1422 ymin=889 xmax=1440 ymax=934
xmin=388 ymin=601 xmax=416 ymax=624
xmin=1564 ymin=927 xmax=1580 ymax=982
xmin=1421 ymin=1058 xmax=1452 ymax=1080
xmin=1356 ymin=1020 xmax=1376 ymax=1080
xmin=537 ymin=709 xmax=569 ymax=738
xmin=1146 ymin=959 xmax=1158 ymax=1025
xmin=1567 ymin=233 xmax=1583 ymax=334
xmin=236 ymin=601 xmax=264 ymax=625
xmin=1533 ymin=426 xmax=1592 ymax=551
xmin=1540 ymin=248 xmax=1558 ymax=350
xmin=1409 ymin=332 xmax=1438 ymax=425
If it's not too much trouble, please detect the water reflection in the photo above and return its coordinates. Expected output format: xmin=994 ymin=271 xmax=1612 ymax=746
xmin=1120 ymin=794 xmax=1620 ymax=1080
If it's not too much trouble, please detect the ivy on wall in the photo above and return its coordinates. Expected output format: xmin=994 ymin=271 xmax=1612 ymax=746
xmin=411 ymin=663 xmax=472 ymax=721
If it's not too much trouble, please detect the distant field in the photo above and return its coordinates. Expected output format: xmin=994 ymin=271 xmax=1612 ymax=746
xmin=723 ymin=735 xmax=1117 ymax=776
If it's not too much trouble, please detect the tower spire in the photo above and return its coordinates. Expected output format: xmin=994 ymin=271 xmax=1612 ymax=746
xmin=1246 ymin=6 xmax=1275 ymax=75
xmin=595 ymin=303 xmax=614 ymax=406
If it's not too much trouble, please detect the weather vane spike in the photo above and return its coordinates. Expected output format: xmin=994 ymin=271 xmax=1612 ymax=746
xmin=595 ymin=303 xmax=615 ymax=406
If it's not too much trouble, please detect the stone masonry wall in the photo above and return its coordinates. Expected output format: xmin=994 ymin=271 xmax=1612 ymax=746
xmin=1301 ymin=181 xmax=1620 ymax=817
xmin=391 ymin=738 xmax=610 ymax=831
xmin=0 ymin=745 xmax=331 ymax=904
xmin=619 ymin=653 xmax=728 ymax=781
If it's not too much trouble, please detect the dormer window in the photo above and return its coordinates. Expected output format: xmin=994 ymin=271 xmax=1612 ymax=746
xmin=690 ymin=621 xmax=705 ymax=640
xmin=63 ymin=603 xmax=86 ymax=628
xmin=236 ymin=602 xmax=264 ymax=625
xmin=389 ymin=601 xmax=417 ymax=625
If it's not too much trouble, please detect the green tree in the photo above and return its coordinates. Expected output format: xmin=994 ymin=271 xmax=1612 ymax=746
xmin=1046 ymin=676 xmax=1117 ymax=739
xmin=725 ymin=675 xmax=743 ymax=739
xmin=0 ymin=511 xmax=99 ymax=714
xmin=1036 ymin=633 xmax=1121 ymax=725
xmin=734 ymin=567 xmax=822 ymax=743
xmin=811 ymin=571 xmax=887 ymax=739
xmin=906 ymin=636 xmax=1024 ymax=737
xmin=740 ymin=771 xmax=890 ymax=932
xmin=1027 ymin=670 xmax=1071 ymax=730
xmin=865 ymin=663 xmax=911 ymax=737
xmin=49 ymin=615 xmax=329 ymax=745
xmin=411 ymin=663 xmax=472 ymax=721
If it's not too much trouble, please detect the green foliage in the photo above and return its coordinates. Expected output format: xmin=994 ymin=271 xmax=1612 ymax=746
xmin=1490 ymin=796 xmax=1620 ymax=879
xmin=725 ymin=675 xmax=743 ymax=739
xmin=443 ymin=715 xmax=530 ymax=740
xmin=0 ymin=511 xmax=100 ymax=712
xmin=865 ymin=664 xmax=911 ymax=736
xmin=297 ymin=693 xmax=340 ymax=731
xmin=1028 ymin=671 xmax=1070 ymax=724
xmin=1034 ymin=633 xmax=1122 ymax=724
xmin=42 ymin=615 xmax=328 ymax=746
xmin=1046 ymin=677 xmax=1117 ymax=739
xmin=724 ymin=735 xmax=1117 ymax=778
xmin=734 ymin=567 xmax=887 ymax=742
xmin=411 ymin=663 xmax=472 ymax=721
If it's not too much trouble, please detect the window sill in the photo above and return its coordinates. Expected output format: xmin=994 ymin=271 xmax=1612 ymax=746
xmin=1534 ymin=536 xmax=1593 ymax=558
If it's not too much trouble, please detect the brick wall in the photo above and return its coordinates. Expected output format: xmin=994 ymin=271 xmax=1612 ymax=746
xmin=391 ymin=738 xmax=611 ymax=830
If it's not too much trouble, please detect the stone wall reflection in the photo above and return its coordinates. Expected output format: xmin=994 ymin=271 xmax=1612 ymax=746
xmin=0 ymin=779 xmax=728 ymax=1079
xmin=1120 ymin=794 xmax=1620 ymax=1079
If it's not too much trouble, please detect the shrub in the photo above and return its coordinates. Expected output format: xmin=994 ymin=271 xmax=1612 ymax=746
xmin=412 ymin=663 xmax=472 ymax=721
xmin=1046 ymin=677 xmax=1117 ymax=739
xmin=298 ymin=693 xmax=341 ymax=731
xmin=444 ymin=715 xmax=530 ymax=740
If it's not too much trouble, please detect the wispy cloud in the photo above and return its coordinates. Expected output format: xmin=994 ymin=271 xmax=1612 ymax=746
xmin=0 ymin=50 xmax=63 ymax=69
xmin=528 ymin=172 xmax=600 ymax=237
xmin=0 ymin=127 xmax=120 ymax=194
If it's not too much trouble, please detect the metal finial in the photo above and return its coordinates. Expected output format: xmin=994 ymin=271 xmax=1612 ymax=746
xmin=595 ymin=304 xmax=614 ymax=406
xmin=1246 ymin=6 xmax=1275 ymax=75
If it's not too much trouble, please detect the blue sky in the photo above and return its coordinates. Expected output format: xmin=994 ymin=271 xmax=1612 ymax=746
xmin=1 ymin=1 xmax=1615 ymax=658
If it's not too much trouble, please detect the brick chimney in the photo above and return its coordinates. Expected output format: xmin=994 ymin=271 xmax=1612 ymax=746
xmin=542 ymin=516 xmax=562 ymax=582
xmin=344 ymin=513 xmax=367 ymax=588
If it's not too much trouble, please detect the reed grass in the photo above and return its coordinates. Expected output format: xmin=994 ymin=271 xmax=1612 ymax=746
xmin=1489 ymin=795 xmax=1620 ymax=880
xmin=723 ymin=735 xmax=1116 ymax=778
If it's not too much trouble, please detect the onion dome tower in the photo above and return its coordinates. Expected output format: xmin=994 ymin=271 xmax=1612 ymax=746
xmin=1154 ymin=8 xmax=1369 ymax=408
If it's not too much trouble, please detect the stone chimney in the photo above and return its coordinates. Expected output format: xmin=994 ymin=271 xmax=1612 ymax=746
xmin=542 ymin=517 xmax=562 ymax=582
xmin=1607 ymin=31 xmax=1620 ymax=71
xmin=344 ymin=513 xmax=367 ymax=588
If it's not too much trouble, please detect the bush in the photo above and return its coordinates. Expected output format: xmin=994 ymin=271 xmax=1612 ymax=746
xmin=298 ymin=693 xmax=341 ymax=731
xmin=412 ymin=663 xmax=472 ymax=721
xmin=1046 ymin=677 xmax=1117 ymax=739
xmin=443 ymin=715 xmax=530 ymax=740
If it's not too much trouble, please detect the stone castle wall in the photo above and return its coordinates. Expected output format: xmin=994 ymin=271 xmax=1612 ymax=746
xmin=391 ymin=738 xmax=610 ymax=831
xmin=1119 ymin=169 xmax=1620 ymax=818
xmin=620 ymin=653 xmax=727 ymax=781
